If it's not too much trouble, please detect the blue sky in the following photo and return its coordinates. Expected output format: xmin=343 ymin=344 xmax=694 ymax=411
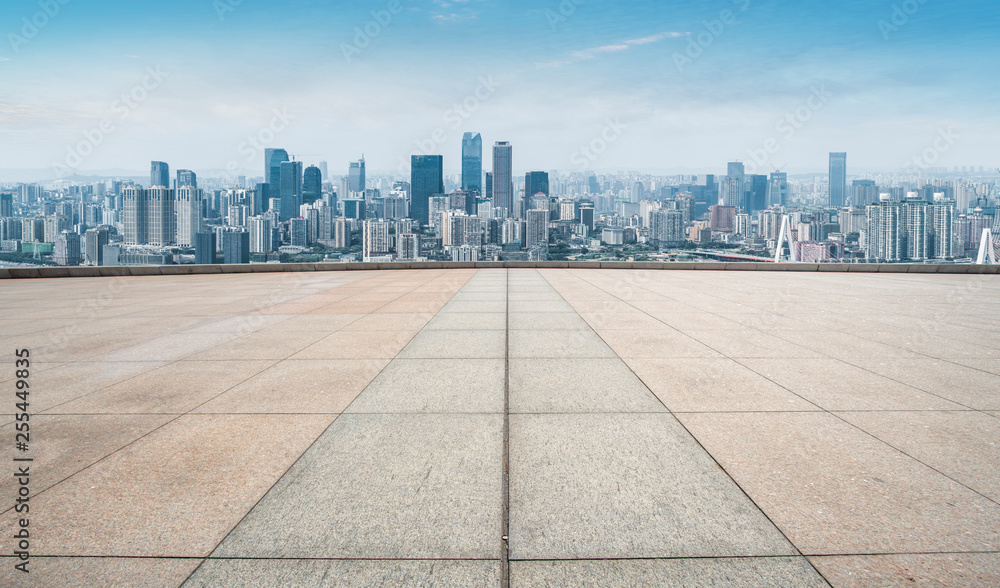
xmin=0 ymin=0 xmax=997 ymax=177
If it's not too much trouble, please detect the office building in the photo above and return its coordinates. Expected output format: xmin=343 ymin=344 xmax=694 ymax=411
xmin=829 ymin=152 xmax=847 ymax=208
xmin=175 ymin=187 xmax=203 ymax=247
xmin=222 ymin=231 xmax=250 ymax=264
xmin=492 ymin=142 xmax=513 ymax=217
xmin=84 ymin=227 xmax=109 ymax=266
xmin=462 ymin=132 xmax=483 ymax=194
xmin=720 ymin=162 xmax=745 ymax=208
xmin=303 ymin=165 xmax=322 ymax=204
xmin=279 ymin=160 xmax=303 ymax=221
xmin=767 ymin=172 xmax=787 ymax=208
xmin=524 ymin=171 xmax=550 ymax=216
xmin=349 ymin=157 xmax=366 ymax=194
xmin=150 ymin=161 xmax=169 ymax=188
xmin=147 ymin=187 xmax=175 ymax=246
xmin=195 ymin=232 xmax=216 ymax=264
xmin=249 ymin=217 xmax=275 ymax=253
xmin=0 ymin=193 xmax=12 ymax=217
xmin=410 ymin=155 xmax=444 ymax=226
xmin=264 ymin=148 xmax=289 ymax=207
xmin=176 ymin=169 xmax=197 ymax=189
xmin=290 ymin=218 xmax=308 ymax=247
xmin=53 ymin=232 xmax=81 ymax=266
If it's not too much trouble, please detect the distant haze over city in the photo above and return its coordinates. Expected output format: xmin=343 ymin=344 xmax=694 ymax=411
xmin=1 ymin=0 xmax=997 ymax=178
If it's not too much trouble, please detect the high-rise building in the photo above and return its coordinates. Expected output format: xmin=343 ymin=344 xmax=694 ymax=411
xmin=279 ymin=160 xmax=303 ymax=221
xmin=0 ymin=193 xmax=13 ymax=217
xmin=866 ymin=200 xmax=902 ymax=261
xmin=721 ymin=162 xmax=745 ymax=208
xmin=43 ymin=215 xmax=70 ymax=243
xmin=175 ymin=187 xmax=203 ymax=247
xmin=318 ymin=161 xmax=329 ymax=182
xmin=249 ymin=216 xmax=275 ymax=253
xmin=53 ymin=232 xmax=81 ymax=266
xmin=147 ymin=187 xmax=175 ymax=246
xmin=462 ymin=133 xmax=483 ymax=194
xmin=410 ymin=155 xmax=444 ymax=226
xmin=176 ymin=169 xmax=197 ymax=189
xmin=349 ymin=157 xmax=366 ymax=194
xmin=492 ymin=142 xmax=513 ymax=217
xmin=930 ymin=201 xmax=955 ymax=259
xmin=767 ymin=172 xmax=787 ymax=208
xmin=303 ymin=165 xmax=322 ymax=204
xmin=264 ymin=148 xmax=289 ymax=209
xmin=195 ymin=232 xmax=216 ymax=264
xmin=525 ymin=208 xmax=549 ymax=249
xmin=901 ymin=199 xmax=929 ymax=260
xmin=150 ymin=161 xmax=169 ymax=188
xmin=84 ymin=227 xmax=109 ymax=266
xmin=363 ymin=220 xmax=393 ymax=261
xmin=650 ymin=209 xmax=686 ymax=246
xmin=524 ymin=172 xmax=550 ymax=214
xmin=122 ymin=186 xmax=148 ymax=245
xmin=852 ymin=180 xmax=878 ymax=208
xmin=222 ymin=231 xmax=250 ymax=264
xmin=829 ymin=152 xmax=848 ymax=208
xmin=747 ymin=175 xmax=768 ymax=214
xmin=289 ymin=218 xmax=308 ymax=247
xmin=484 ymin=172 xmax=493 ymax=202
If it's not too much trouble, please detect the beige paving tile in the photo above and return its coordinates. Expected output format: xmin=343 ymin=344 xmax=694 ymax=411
xmin=24 ymin=361 xmax=170 ymax=413
xmin=0 ymin=414 xmax=334 ymax=557
xmin=187 ymin=559 xmax=500 ymax=587
xmin=341 ymin=313 xmax=433 ymax=331
xmin=809 ymin=553 xmax=1000 ymax=588
xmin=0 ymin=414 xmax=173 ymax=509
xmin=275 ymin=313 xmax=364 ymax=332
xmin=627 ymin=358 xmax=819 ymax=412
xmin=0 ymin=556 xmax=202 ymax=588
xmin=290 ymin=330 xmax=419 ymax=359
xmin=681 ymin=329 xmax=826 ymax=358
xmin=347 ymin=359 xmax=504 ymax=414
xmin=94 ymin=332 xmax=240 ymax=362
xmin=51 ymin=360 xmax=275 ymax=414
xmin=742 ymin=358 xmax=967 ymax=411
xmin=855 ymin=358 xmax=1000 ymax=410
xmin=511 ymin=557 xmax=828 ymax=587
xmin=596 ymin=329 xmax=722 ymax=358
xmin=196 ymin=359 xmax=388 ymax=414
xmin=678 ymin=412 xmax=1000 ymax=555
xmin=836 ymin=410 xmax=1000 ymax=501
xmin=196 ymin=329 xmax=330 ymax=361
xmin=398 ymin=330 xmax=506 ymax=359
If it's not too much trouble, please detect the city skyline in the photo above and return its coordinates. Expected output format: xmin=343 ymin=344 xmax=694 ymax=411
xmin=1 ymin=0 xmax=997 ymax=177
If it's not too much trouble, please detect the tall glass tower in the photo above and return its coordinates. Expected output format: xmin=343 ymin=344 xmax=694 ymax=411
xmin=492 ymin=142 xmax=513 ymax=217
xmin=303 ymin=165 xmax=322 ymax=204
xmin=410 ymin=155 xmax=444 ymax=226
xmin=279 ymin=160 xmax=303 ymax=221
xmin=264 ymin=148 xmax=289 ymax=209
xmin=462 ymin=133 xmax=482 ymax=194
xmin=829 ymin=152 xmax=847 ymax=208
xmin=150 ymin=161 xmax=169 ymax=188
xmin=349 ymin=157 xmax=366 ymax=194
xmin=176 ymin=169 xmax=197 ymax=189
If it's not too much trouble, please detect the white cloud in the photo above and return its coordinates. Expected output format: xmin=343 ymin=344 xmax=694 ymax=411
xmin=539 ymin=31 xmax=688 ymax=68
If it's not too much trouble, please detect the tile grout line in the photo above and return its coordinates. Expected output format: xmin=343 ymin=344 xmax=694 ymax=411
xmin=501 ymin=268 xmax=511 ymax=588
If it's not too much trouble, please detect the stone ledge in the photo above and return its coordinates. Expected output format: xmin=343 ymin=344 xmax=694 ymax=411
xmin=2 ymin=262 xmax=997 ymax=279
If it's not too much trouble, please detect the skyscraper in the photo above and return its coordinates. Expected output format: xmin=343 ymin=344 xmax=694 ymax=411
xmin=147 ymin=186 xmax=175 ymax=246
xmin=748 ymin=175 xmax=768 ymax=214
xmin=264 ymin=148 xmax=289 ymax=209
xmin=767 ymin=172 xmax=787 ymax=208
xmin=829 ymin=152 xmax=847 ymax=208
xmin=175 ymin=187 xmax=203 ymax=247
xmin=525 ymin=172 xmax=550 ymax=198
xmin=492 ymin=142 xmax=513 ymax=217
xmin=0 ymin=193 xmax=13 ymax=217
xmin=303 ymin=165 xmax=323 ymax=204
xmin=122 ymin=186 xmax=147 ymax=245
xmin=279 ymin=160 xmax=303 ymax=221
xmin=176 ymin=169 xmax=197 ymax=189
xmin=462 ymin=133 xmax=483 ymax=194
xmin=410 ymin=155 xmax=444 ymax=226
xmin=195 ymin=232 xmax=216 ymax=264
xmin=223 ymin=231 xmax=250 ymax=264
xmin=349 ymin=157 xmax=366 ymax=194
xmin=485 ymin=172 xmax=493 ymax=202
xmin=150 ymin=161 xmax=169 ymax=188
xmin=721 ymin=162 xmax=745 ymax=208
